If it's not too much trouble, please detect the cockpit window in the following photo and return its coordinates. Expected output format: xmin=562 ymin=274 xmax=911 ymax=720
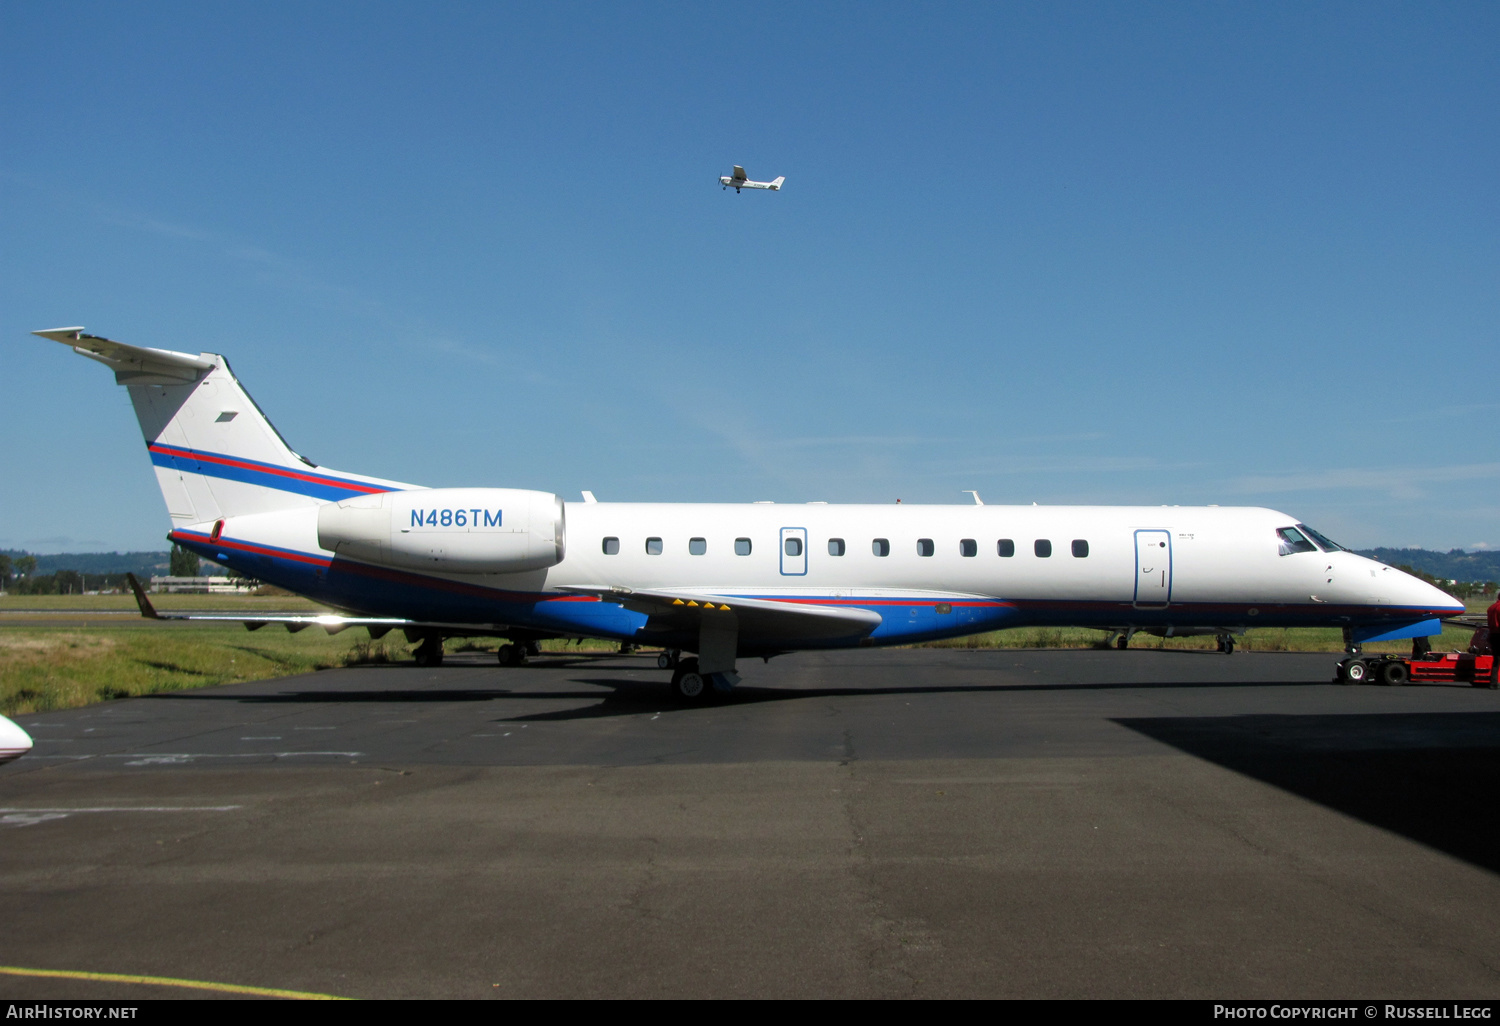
xmin=1276 ymin=526 xmax=1318 ymax=556
xmin=1297 ymin=524 xmax=1345 ymax=553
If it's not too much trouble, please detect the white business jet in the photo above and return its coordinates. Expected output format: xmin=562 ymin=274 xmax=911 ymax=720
xmin=29 ymin=327 xmax=1460 ymax=714
xmin=720 ymin=166 xmax=784 ymax=192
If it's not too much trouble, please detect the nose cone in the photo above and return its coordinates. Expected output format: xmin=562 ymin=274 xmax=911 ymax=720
xmin=1384 ymin=563 xmax=1466 ymax=617
xmin=0 ymin=714 xmax=33 ymax=765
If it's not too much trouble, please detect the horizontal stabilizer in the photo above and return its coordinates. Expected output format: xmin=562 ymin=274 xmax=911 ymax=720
xmin=34 ymin=327 xmax=214 ymax=385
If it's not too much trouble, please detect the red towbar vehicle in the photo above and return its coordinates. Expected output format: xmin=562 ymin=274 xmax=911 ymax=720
xmin=1336 ymin=623 xmax=1495 ymax=687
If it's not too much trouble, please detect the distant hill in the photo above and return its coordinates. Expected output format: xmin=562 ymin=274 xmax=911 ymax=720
xmin=1353 ymin=548 xmax=1500 ymax=583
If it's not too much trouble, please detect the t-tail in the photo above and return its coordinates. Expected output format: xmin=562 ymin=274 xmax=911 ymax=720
xmin=32 ymin=328 xmax=413 ymax=530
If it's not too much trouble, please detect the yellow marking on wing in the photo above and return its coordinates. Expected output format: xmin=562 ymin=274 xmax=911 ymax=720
xmin=672 ymin=599 xmax=684 ymax=605
xmin=0 ymin=965 xmax=349 ymax=1000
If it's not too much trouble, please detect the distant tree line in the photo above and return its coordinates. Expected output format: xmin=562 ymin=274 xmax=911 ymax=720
xmin=0 ymin=545 xmax=218 ymax=594
xmin=1394 ymin=565 xmax=1497 ymax=602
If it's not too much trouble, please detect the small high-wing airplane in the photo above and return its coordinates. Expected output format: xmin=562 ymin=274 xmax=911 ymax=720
xmin=720 ymin=166 xmax=784 ymax=192
xmin=0 ymin=714 xmax=32 ymax=765
xmin=28 ymin=327 xmax=1462 ymax=714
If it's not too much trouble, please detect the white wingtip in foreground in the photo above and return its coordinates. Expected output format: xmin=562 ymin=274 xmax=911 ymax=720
xmin=720 ymin=165 xmax=785 ymax=193
xmin=0 ymin=715 xmax=33 ymax=766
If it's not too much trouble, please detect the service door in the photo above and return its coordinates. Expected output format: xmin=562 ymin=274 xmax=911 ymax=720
xmin=780 ymin=527 xmax=807 ymax=576
xmin=1134 ymin=530 xmax=1172 ymax=607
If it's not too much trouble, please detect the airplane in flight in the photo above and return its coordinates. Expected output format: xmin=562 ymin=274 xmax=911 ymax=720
xmin=29 ymin=327 xmax=1461 ymax=709
xmin=720 ymin=166 xmax=784 ymax=192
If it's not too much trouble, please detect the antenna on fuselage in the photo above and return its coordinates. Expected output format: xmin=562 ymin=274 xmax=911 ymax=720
xmin=962 ymin=490 xmax=983 ymax=505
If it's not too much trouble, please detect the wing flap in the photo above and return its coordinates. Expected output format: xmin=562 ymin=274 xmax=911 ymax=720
xmin=557 ymin=585 xmax=882 ymax=645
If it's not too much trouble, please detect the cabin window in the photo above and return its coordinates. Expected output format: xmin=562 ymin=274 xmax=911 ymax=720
xmin=998 ymin=539 xmax=1015 ymax=557
xmin=689 ymin=537 xmax=707 ymax=555
xmin=1072 ymin=539 xmax=1089 ymax=558
xmin=784 ymin=536 xmax=803 ymax=557
xmin=960 ymin=539 xmax=977 ymax=557
xmin=1034 ymin=539 xmax=1052 ymax=558
xmin=828 ymin=538 xmax=845 ymax=556
xmin=735 ymin=537 xmax=752 ymax=556
xmin=917 ymin=538 xmax=935 ymax=557
xmin=646 ymin=537 xmax=663 ymax=555
xmin=602 ymin=537 xmax=619 ymax=555
xmin=1276 ymin=527 xmax=1317 ymax=556
xmin=873 ymin=538 xmax=890 ymax=557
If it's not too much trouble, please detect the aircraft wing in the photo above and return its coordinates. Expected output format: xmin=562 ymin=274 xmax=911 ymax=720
xmin=732 ymin=165 xmax=747 ymax=181
xmin=555 ymin=585 xmax=882 ymax=646
xmin=124 ymin=574 xmax=508 ymax=637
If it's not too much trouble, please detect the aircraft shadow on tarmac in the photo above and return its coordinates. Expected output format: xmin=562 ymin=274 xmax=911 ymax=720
xmin=154 ymin=672 xmax=1326 ymax=724
xmin=1117 ymin=712 xmax=1500 ymax=875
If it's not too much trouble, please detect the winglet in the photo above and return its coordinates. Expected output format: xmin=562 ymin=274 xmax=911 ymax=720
xmin=125 ymin=573 xmax=161 ymax=619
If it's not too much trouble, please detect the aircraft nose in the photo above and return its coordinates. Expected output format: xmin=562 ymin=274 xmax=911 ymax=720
xmin=0 ymin=714 xmax=33 ymax=765
xmin=1385 ymin=564 xmax=1465 ymax=616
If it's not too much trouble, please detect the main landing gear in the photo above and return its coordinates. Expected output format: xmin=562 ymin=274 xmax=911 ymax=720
xmin=1216 ymin=634 xmax=1236 ymax=654
xmin=670 ymin=658 xmax=710 ymax=702
xmin=497 ymin=640 xmax=543 ymax=667
xmin=414 ymin=635 xmax=444 ymax=667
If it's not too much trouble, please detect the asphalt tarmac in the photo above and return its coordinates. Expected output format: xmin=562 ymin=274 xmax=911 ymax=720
xmin=3 ymin=647 xmax=1500 ymax=999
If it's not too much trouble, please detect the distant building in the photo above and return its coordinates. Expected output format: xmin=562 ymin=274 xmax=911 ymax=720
xmin=149 ymin=575 xmax=257 ymax=594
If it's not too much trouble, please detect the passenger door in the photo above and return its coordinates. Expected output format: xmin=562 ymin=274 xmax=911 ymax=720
xmin=780 ymin=527 xmax=807 ymax=576
xmin=1134 ymin=530 xmax=1172 ymax=607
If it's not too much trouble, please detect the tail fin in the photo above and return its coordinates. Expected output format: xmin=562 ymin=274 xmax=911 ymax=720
xmin=770 ymin=177 xmax=785 ymax=189
xmin=35 ymin=328 xmax=413 ymax=526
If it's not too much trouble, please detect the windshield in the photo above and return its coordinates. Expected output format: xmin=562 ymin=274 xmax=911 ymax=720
xmin=1297 ymin=523 xmax=1345 ymax=553
xmin=1277 ymin=526 xmax=1318 ymax=556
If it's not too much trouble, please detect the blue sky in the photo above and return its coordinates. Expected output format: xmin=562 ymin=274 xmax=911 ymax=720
xmin=2 ymin=1 xmax=1496 ymax=553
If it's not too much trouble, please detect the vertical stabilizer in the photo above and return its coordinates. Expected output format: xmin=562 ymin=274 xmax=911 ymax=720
xmin=34 ymin=328 xmax=416 ymax=527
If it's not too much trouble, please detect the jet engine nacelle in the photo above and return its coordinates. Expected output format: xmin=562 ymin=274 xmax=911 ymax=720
xmin=317 ymin=488 xmax=565 ymax=574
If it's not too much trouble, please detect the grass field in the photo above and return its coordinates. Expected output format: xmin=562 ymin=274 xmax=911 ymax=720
xmin=1 ymin=595 xmax=1491 ymax=716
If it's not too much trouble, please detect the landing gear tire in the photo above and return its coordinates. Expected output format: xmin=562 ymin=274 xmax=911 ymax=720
xmin=1216 ymin=635 xmax=1235 ymax=654
xmin=414 ymin=637 xmax=444 ymax=668
xmin=497 ymin=643 xmax=527 ymax=668
xmin=1380 ymin=660 xmax=1408 ymax=686
xmin=670 ymin=658 xmax=709 ymax=702
xmin=1343 ymin=659 xmax=1369 ymax=684
xmin=1116 ymin=635 xmax=1129 ymax=650
xmin=657 ymin=649 xmax=680 ymax=670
